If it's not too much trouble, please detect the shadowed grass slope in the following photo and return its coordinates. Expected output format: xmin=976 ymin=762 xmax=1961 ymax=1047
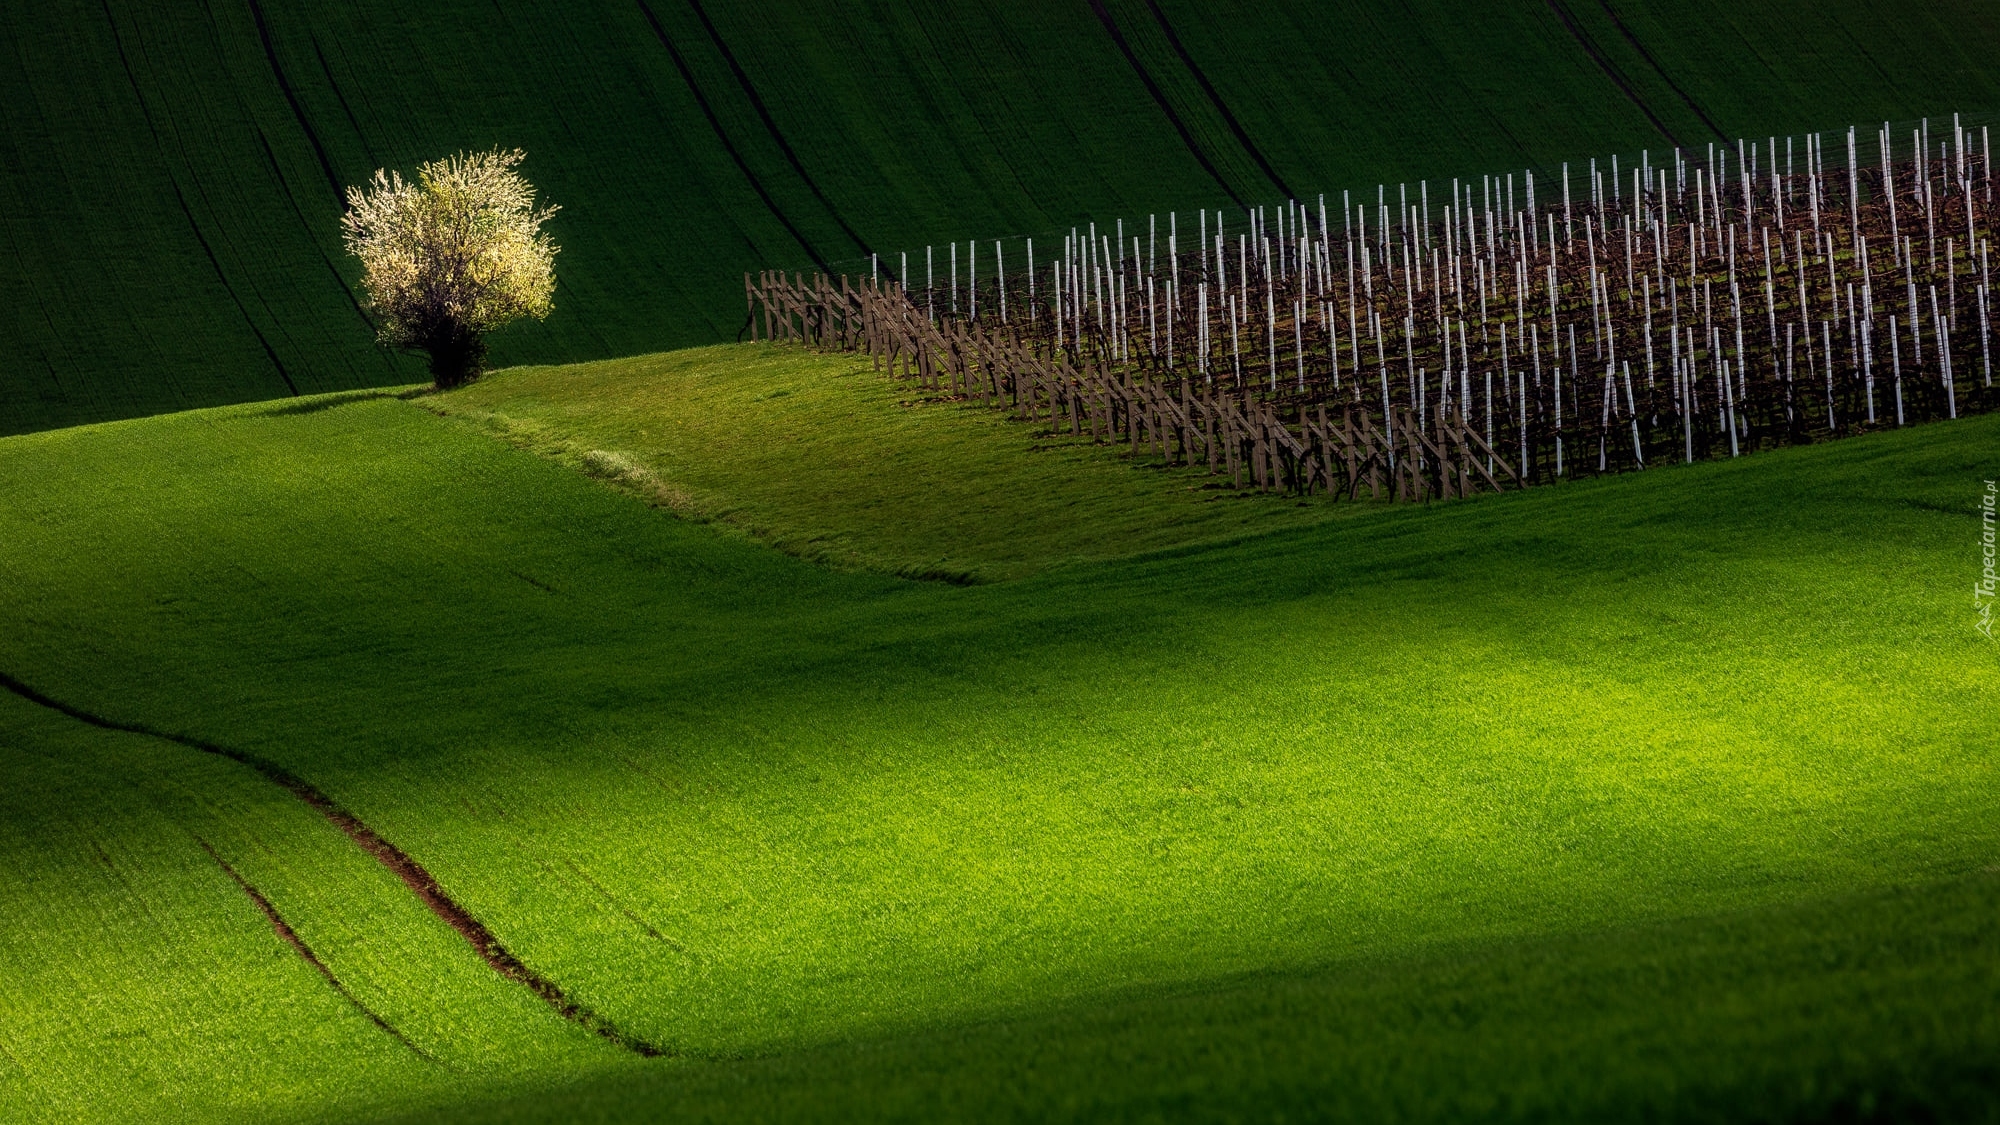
xmin=7 ymin=0 xmax=2000 ymax=433
xmin=386 ymin=871 xmax=2000 ymax=1125
xmin=0 ymin=366 xmax=1994 ymax=1121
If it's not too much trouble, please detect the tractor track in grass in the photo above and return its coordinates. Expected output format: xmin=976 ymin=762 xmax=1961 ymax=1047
xmin=560 ymin=858 xmax=697 ymax=958
xmin=633 ymin=0 xmax=832 ymax=277
xmin=250 ymin=127 xmax=383 ymax=346
xmin=1594 ymin=0 xmax=1728 ymax=143
xmin=97 ymin=0 xmax=300 ymax=400
xmin=1544 ymin=0 xmax=1689 ymax=151
xmin=1132 ymin=0 xmax=1294 ymax=200
xmin=679 ymin=0 xmax=877 ymax=269
xmin=194 ymin=836 xmax=433 ymax=1062
xmin=242 ymin=0 xmax=389 ymax=352
xmin=243 ymin=0 xmax=345 ymax=211
xmin=0 ymin=670 xmax=668 ymax=1059
xmin=1085 ymin=0 xmax=1246 ymax=208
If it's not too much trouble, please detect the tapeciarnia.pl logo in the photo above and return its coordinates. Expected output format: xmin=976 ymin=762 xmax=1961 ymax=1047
xmin=1979 ymin=480 xmax=1997 ymax=639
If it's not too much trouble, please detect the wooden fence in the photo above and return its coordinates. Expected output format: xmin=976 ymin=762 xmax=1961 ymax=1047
xmin=747 ymin=269 xmax=1518 ymax=502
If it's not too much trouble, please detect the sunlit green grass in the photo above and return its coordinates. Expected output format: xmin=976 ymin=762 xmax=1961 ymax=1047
xmin=431 ymin=343 xmax=1342 ymax=581
xmin=10 ymin=0 xmax=2000 ymax=1115
xmin=0 ymin=357 xmax=1994 ymax=1122
xmin=0 ymin=692 xmax=615 ymax=1124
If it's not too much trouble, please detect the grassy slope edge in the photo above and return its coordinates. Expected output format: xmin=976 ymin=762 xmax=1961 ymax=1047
xmin=428 ymin=344 xmax=1347 ymax=583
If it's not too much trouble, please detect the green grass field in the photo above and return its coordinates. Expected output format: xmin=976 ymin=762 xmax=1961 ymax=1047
xmin=2 ymin=343 xmax=1995 ymax=1121
xmin=428 ymin=343 xmax=1346 ymax=582
xmin=7 ymin=0 xmax=2000 ymax=434
xmin=7 ymin=1 xmax=2000 ymax=1117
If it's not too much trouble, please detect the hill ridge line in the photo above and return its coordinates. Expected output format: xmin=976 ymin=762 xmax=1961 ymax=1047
xmin=0 ymin=669 xmax=668 ymax=1059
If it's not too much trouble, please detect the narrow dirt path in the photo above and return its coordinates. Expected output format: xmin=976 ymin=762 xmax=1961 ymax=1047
xmin=0 ymin=670 xmax=667 ymax=1059
xmin=195 ymin=837 xmax=433 ymax=1061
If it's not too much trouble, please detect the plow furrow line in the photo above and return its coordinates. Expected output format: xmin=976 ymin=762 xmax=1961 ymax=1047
xmin=0 ymin=670 xmax=667 ymax=1058
xmin=194 ymin=836 xmax=432 ymax=1061
xmin=1544 ymin=0 xmax=1686 ymax=150
xmin=634 ymin=0 xmax=832 ymax=278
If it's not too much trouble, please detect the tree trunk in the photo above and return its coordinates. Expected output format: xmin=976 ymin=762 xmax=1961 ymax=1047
xmin=424 ymin=322 xmax=488 ymax=389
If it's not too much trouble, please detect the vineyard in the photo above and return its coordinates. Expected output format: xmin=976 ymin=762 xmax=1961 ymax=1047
xmin=755 ymin=116 xmax=1998 ymax=501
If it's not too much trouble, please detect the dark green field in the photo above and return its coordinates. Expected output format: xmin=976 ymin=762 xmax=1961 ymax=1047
xmin=1 ymin=348 xmax=1996 ymax=1121
xmin=6 ymin=0 xmax=2000 ymax=433
xmin=5 ymin=3 xmax=2000 ymax=1122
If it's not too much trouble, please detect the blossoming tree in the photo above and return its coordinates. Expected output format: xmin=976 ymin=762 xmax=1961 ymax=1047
xmin=341 ymin=148 xmax=559 ymax=388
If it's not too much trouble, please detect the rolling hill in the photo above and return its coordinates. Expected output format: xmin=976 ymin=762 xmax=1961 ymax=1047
xmin=6 ymin=2 xmax=2000 ymax=1119
xmin=6 ymin=0 xmax=2000 ymax=433
xmin=1 ymin=347 xmax=1994 ymax=1121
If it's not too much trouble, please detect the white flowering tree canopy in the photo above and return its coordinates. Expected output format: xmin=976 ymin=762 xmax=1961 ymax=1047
xmin=341 ymin=148 xmax=559 ymax=387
